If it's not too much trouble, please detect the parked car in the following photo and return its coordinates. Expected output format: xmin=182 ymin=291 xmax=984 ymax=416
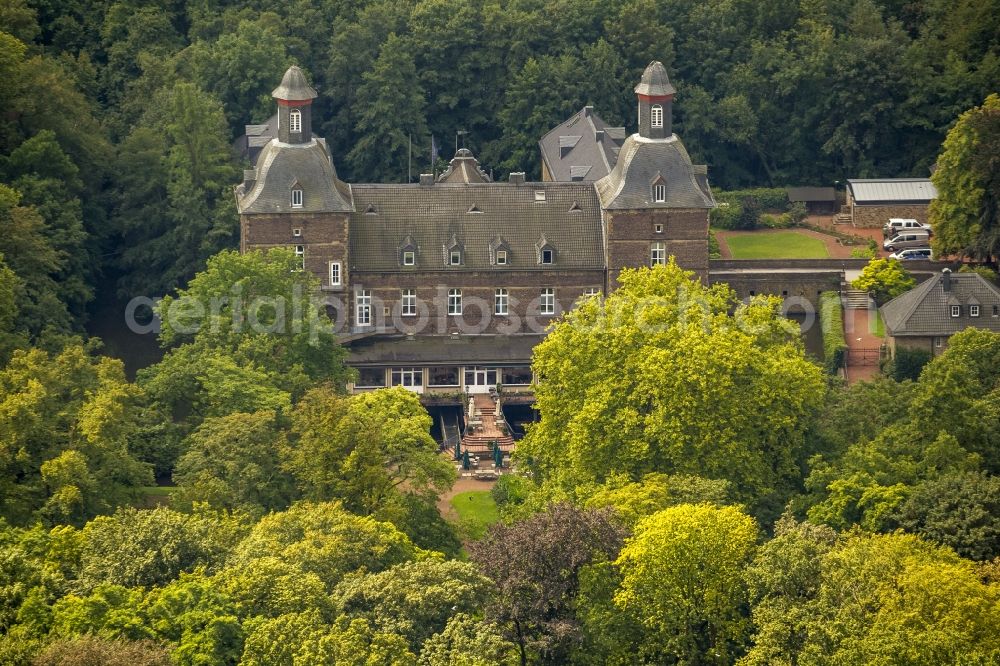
xmin=883 ymin=218 xmax=932 ymax=237
xmin=889 ymin=247 xmax=933 ymax=260
xmin=884 ymin=230 xmax=931 ymax=251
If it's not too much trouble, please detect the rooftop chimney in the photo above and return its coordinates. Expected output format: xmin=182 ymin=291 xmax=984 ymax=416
xmin=419 ymin=173 xmax=434 ymax=186
xmin=583 ymin=105 xmax=593 ymax=117
xmin=595 ymin=129 xmax=604 ymax=142
xmin=942 ymin=267 xmax=952 ymax=292
xmin=509 ymin=172 xmax=525 ymax=185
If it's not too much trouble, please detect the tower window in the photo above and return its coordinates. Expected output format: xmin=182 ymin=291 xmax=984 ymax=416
xmin=292 ymin=228 xmax=302 ymax=237
xmin=356 ymin=290 xmax=372 ymax=326
xmin=651 ymin=104 xmax=663 ymax=128
xmin=653 ymin=183 xmax=666 ymax=202
xmin=651 ymin=242 xmax=666 ymax=266
xmin=329 ymin=262 xmax=341 ymax=286
xmin=291 ymin=188 xmax=303 ymax=208
xmin=294 ymin=245 xmax=304 ymax=269
xmin=290 ymin=108 xmax=302 ymax=133
xmin=655 ymin=224 xmax=663 ymax=233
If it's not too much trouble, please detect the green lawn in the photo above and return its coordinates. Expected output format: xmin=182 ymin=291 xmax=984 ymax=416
xmin=724 ymin=231 xmax=830 ymax=259
xmin=450 ymin=490 xmax=500 ymax=540
xmin=871 ymin=309 xmax=885 ymax=337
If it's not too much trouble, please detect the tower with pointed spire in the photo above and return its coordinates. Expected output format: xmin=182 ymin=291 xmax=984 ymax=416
xmin=635 ymin=61 xmax=675 ymax=139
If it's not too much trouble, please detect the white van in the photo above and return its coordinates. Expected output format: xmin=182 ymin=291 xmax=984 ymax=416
xmin=884 ymin=231 xmax=931 ymax=251
xmin=889 ymin=247 xmax=933 ymax=260
xmin=883 ymin=218 xmax=932 ymax=237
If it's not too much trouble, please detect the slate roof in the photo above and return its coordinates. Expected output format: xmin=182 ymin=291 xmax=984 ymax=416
xmin=347 ymin=181 xmax=604 ymax=272
xmin=347 ymin=334 xmax=545 ymax=365
xmin=437 ymin=149 xmax=492 ymax=184
xmin=271 ymin=65 xmax=317 ymax=101
xmin=595 ymin=134 xmax=715 ymax=210
xmin=787 ymin=186 xmax=836 ymax=202
xmin=539 ymin=106 xmax=626 ymax=182
xmin=634 ymin=61 xmax=676 ymax=97
xmin=848 ymin=179 xmax=937 ymax=204
xmin=882 ymin=271 xmax=1000 ymax=336
xmin=236 ymin=139 xmax=353 ymax=214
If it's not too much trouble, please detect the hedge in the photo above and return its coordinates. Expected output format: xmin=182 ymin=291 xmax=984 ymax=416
xmin=820 ymin=291 xmax=847 ymax=374
xmin=714 ymin=187 xmax=790 ymax=211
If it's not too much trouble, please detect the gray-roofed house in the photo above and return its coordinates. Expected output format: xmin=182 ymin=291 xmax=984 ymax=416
xmin=539 ymin=106 xmax=627 ymax=182
xmin=846 ymin=178 xmax=938 ymax=228
xmin=881 ymin=268 xmax=1000 ymax=357
xmin=236 ymin=63 xmax=714 ymax=396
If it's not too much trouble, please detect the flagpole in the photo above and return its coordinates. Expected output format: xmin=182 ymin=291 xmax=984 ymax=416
xmin=408 ymin=133 xmax=411 ymax=183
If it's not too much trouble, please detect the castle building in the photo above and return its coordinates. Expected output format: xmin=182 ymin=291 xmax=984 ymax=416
xmin=236 ymin=62 xmax=715 ymax=395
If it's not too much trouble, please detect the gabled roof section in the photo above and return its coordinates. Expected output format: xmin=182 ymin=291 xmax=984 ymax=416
xmin=882 ymin=271 xmax=1000 ymax=336
xmin=539 ymin=106 xmax=627 ymax=182
xmin=595 ymin=135 xmax=715 ymax=210
xmin=236 ymin=139 xmax=353 ymax=214
xmin=848 ymin=179 xmax=937 ymax=204
xmin=348 ymin=182 xmax=603 ymax=272
xmin=437 ymin=149 xmax=492 ymax=184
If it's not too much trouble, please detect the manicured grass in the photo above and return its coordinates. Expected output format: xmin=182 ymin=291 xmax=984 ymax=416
xmin=450 ymin=490 xmax=499 ymax=540
xmin=871 ymin=310 xmax=885 ymax=337
xmin=724 ymin=231 xmax=830 ymax=259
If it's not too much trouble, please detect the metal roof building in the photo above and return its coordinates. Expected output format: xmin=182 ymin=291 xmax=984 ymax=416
xmin=847 ymin=179 xmax=937 ymax=205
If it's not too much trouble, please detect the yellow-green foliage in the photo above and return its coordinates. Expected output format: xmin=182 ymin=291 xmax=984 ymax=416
xmin=820 ymin=291 xmax=847 ymax=374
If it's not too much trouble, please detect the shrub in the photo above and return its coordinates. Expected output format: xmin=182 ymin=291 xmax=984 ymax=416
xmin=760 ymin=213 xmax=794 ymax=229
xmin=789 ymin=201 xmax=808 ymax=223
xmin=716 ymin=187 xmax=790 ymax=211
xmin=851 ymin=259 xmax=916 ymax=305
xmin=959 ymin=264 xmax=998 ymax=282
xmin=850 ymin=240 xmax=878 ymax=259
xmin=736 ymin=196 xmax=762 ymax=230
xmin=820 ymin=291 xmax=847 ymax=374
xmin=710 ymin=203 xmax=743 ymax=230
xmin=883 ymin=346 xmax=932 ymax=381
xmin=708 ymin=231 xmax=721 ymax=259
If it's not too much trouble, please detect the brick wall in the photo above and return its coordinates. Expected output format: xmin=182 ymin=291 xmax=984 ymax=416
xmin=242 ymin=211 xmax=350 ymax=287
xmin=605 ymin=208 xmax=709 ymax=287
xmin=851 ymin=203 xmax=930 ymax=228
xmin=709 ymin=271 xmax=843 ymax=309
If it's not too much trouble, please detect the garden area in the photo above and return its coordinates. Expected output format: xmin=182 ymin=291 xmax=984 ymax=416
xmin=722 ymin=231 xmax=830 ymax=259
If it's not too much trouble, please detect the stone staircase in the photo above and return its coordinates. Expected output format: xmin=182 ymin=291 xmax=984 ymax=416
xmin=458 ymin=394 xmax=515 ymax=456
xmin=844 ymin=289 xmax=873 ymax=309
xmin=835 ymin=204 xmax=852 ymax=225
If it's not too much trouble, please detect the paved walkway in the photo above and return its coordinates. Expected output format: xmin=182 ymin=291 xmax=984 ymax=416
xmin=843 ymin=306 xmax=883 ymax=384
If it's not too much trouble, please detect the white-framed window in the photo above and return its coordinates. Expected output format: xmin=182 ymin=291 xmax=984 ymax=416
xmin=294 ymin=245 xmax=304 ymax=269
xmin=583 ymin=288 xmax=601 ymax=298
xmin=403 ymin=250 xmax=415 ymax=266
xmin=356 ymin=290 xmax=372 ymax=326
xmin=401 ymin=289 xmax=416 ymax=316
xmin=653 ymin=183 xmax=666 ymax=202
xmin=970 ymin=305 xmax=980 ymax=317
xmin=651 ymin=242 xmax=666 ymax=266
xmin=935 ymin=337 xmax=943 ymax=348
xmin=496 ymin=250 xmax=508 ymax=265
xmin=329 ymin=261 xmax=341 ymax=286
xmin=540 ymin=288 xmax=555 ymax=315
xmin=951 ymin=305 xmax=961 ymax=318
xmin=450 ymin=250 xmax=462 ymax=265
xmin=448 ymin=288 xmax=462 ymax=315
xmin=289 ymin=108 xmax=302 ymax=133
xmin=651 ymin=104 xmax=663 ymax=128
xmin=655 ymin=223 xmax=663 ymax=233
xmin=292 ymin=228 xmax=302 ymax=237
xmin=291 ymin=188 xmax=303 ymax=208
xmin=541 ymin=249 xmax=554 ymax=264
xmin=495 ymin=288 xmax=508 ymax=315
xmin=390 ymin=367 xmax=423 ymax=387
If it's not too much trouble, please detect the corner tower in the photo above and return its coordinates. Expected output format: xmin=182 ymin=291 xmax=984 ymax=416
xmin=635 ymin=61 xmax=675 ymax=139
xmin=272 ymin=65 xmax=317 ymax=144
xmin=596 ymin=62 xmax=714 ymax=286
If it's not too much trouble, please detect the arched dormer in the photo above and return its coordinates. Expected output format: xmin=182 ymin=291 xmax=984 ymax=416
xmin=535 ymin=235 xmax=556 ymax=265
xmin=490 ymin=236 xmax=511 ymax=266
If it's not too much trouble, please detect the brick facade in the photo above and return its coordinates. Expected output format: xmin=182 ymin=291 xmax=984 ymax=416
xmin=605 ymin=208 xmax=709 ymax=286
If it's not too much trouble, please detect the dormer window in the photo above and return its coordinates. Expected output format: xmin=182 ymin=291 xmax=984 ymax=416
xmin=951 ymin=305 xmax=961 ymax=318
xmin=971 ymin=305 xmax=980 ymax=317
xmin=496 ymin=250 xmax=508 ymax=265
xmin=450 ymin=250 xmax=462 ymax=265
xmin=403 ymin=250 xmax=415 ymax=266
xmin=445 ymin=235 xmax=464 ymax=266
xmin=651 ymin=104 xmax=663 ymax=128
xmin=291 ymin=187 xmax=303 ymax=208
xmin=289 ymin=108 xmax=302 ymax=133
xmin=541 ymin=249 xmax=554 ymax=264
xmin=653 ymin=183 xmax=666 ymax=202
